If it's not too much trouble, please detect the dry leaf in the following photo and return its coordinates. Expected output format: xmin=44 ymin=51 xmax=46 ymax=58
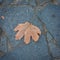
xmin=14 ymin=22 xmax=41 ymax=44
xmin=0 ymin=16 xmax=5 ymax=20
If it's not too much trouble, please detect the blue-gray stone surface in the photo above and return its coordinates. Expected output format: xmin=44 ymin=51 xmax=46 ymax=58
xmin=0 ymin=0 xmax=60 ymax=60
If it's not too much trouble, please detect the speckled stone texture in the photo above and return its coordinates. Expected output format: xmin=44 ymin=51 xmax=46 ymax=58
xmin=0 ymin=0 xmax=60 ymax=60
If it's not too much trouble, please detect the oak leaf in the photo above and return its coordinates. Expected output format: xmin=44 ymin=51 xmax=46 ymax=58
xmin=14 ymin=22 xmax=41 ymax=44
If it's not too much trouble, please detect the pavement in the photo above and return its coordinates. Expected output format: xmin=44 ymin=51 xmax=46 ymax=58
xmin=0 ymin=0 xmax=60 ymax=60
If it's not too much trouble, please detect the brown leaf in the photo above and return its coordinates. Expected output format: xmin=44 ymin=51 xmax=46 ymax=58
xmin=1 ymin=16 xmax=5 ymax=20
xmin=14 ymin=22 xmax=41 ymax=44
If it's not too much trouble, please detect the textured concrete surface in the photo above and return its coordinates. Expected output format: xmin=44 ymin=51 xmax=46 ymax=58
xmin=0 ymin=0 xmax=60 ymax=60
